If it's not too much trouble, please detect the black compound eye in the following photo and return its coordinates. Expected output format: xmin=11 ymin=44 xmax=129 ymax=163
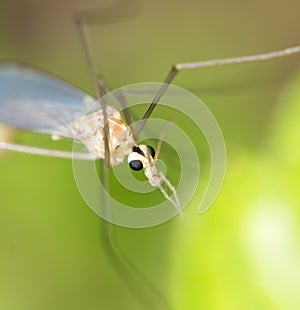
xmin=147 ymin=145 xmax=155 ymax=159
xmin=129 ymin=160 xmax=143 ymax=171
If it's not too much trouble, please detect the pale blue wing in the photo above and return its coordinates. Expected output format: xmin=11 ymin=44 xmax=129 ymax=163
xmin=0 ymin=62 xmax=95 ymax=137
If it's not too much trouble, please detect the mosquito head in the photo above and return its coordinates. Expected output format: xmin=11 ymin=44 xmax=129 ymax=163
xmin=128 ymin=144 xmax=182 ymax=217
xmin=128 ymin=144 xmax=164 ymax=188
xmin=128 ymin=144 xmax=155 ymax=171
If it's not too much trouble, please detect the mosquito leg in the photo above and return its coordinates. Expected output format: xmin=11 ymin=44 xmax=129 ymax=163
xmin=136 ymin=44 xmax=300 ymax=134
xmin=154 ymin=122 xmax=173 ymax=161
xmin=74 ymin=6 xmax=171 ymax=309
xmin=97 ymin=75 xmax=138 ymax=165
xmin=75 ymin=11 xmax=137 ymax=145
xmin=135 ymin=67 xmax=178 ymax=135
xmin=75 ymin=5 xmax=136 ymax=123
xmin=74 ymin=14 xmax=101 ymax=98
xmin=74 ymin=12 xmax=113 ymax=167
xmin=0 ymin=142 xmax=95 ymax=160
xmin=98 ymin=78 xmax=134 ymax=128
xmin=98 ymin=76 xmax=138 ymax=141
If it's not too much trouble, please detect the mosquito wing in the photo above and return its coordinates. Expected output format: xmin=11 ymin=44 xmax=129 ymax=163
xmin=0 ymin=62 xmax=96 ymax=138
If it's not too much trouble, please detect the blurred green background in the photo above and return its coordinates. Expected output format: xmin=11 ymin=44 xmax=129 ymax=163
xmin=1 ymin=0 xmax=300 ymax=309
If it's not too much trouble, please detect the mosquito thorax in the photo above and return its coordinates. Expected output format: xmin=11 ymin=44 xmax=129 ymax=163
xmin=128 ymin=145 xmax=156 ymax=171
xmin=69 ymin=105 xmax=135 ymax=167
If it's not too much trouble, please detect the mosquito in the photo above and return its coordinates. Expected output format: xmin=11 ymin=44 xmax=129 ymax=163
xmin=0 ymin=61 xmax=183 ymax=210
xmin=1 ymin=44 xmax=300 ymax=215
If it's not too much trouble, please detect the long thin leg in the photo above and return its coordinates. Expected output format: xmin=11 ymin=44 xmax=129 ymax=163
xmin=0 ymin=141 xmax=95 ymax=160
xmin=136 ymin=44 xmax=300 ymax=134
xmin=75 ymin=10 xmax=135 ymax=143
xmin=75 ymin=4 xmax=136 ymax=122
xmin=75 ymin=13 xmax=113 ymax=168
xmin=74 ymin=7 xmax=171 ymax=309
xmin=99 ymin=78 xmax=134 ymax=127
xmin=154 ymin=122 xmax=173 ymax=162
xmin=75 ymin=15 xmax=100 ymax=98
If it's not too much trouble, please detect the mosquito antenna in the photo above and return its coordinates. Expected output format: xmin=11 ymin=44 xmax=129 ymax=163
xmin=158 ymin=172 xmax=182 ymax=219
xmin=136 ymin=44 xmax=300 ymax=135
xmin=147 ymin=123 xmax=182 ymax=219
